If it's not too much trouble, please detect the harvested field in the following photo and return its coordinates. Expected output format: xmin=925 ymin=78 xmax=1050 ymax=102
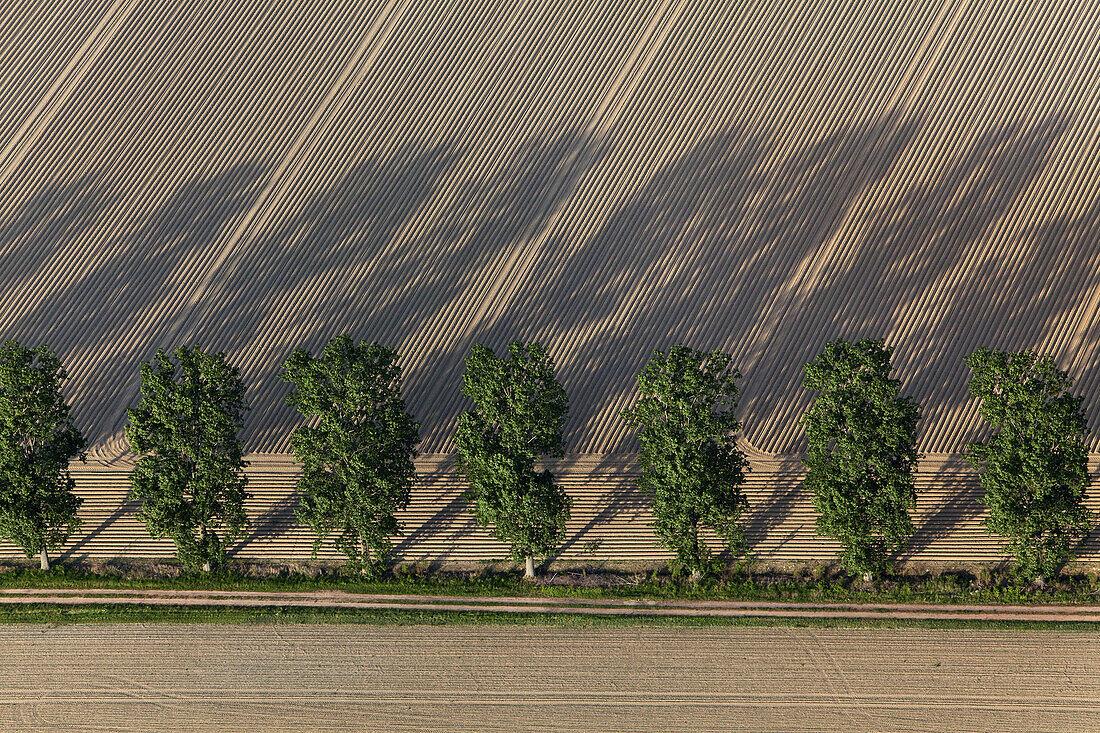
xmin=1 ymin=625 xmax=1097 ymax=731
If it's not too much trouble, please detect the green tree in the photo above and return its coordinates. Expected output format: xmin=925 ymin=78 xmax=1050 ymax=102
xmin=126 ymin=346 xmax=250 ymax=572
xmin=965 ymin=347 xmax=1093 ymax=582
xmin=455 ymin=341 xmax=570 ymax=579
xmin=621 ymin=345 xmax=749 ymax=581
xmin=0 ymin=340 xmax=86 ymax=570
xmin=801 ymin=338 xmax=921 ymax=580
xmin=281 ymin=335 xmax=420 ymax=577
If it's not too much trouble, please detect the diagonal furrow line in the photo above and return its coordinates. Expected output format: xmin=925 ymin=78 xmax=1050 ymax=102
xmin=0 ymin=0 xmax=140 ymax=187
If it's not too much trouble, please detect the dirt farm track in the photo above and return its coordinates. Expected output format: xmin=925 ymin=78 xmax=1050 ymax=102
xmin=2 ymin=625 xmax=1098 ymax=732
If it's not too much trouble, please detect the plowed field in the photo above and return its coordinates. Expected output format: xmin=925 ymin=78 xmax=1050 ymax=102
xmin=2 ymin=625 xmax=1097 ymax=731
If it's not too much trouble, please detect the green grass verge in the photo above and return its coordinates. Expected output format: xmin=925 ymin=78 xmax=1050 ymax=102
xmin=3 ymin=603 xmax=1100 ymax=630
xmin=2 ymin=563 xmax=1099 ymax=606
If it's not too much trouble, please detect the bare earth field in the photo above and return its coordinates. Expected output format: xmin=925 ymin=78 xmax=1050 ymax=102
xmin=1 ymin=625 xmax=1097 ymax=732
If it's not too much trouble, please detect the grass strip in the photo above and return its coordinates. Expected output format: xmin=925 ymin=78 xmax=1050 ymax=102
xmin=2 ymin=565 xmax=1099 ymax=606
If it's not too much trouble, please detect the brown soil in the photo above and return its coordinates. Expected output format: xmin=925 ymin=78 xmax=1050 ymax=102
xmin=1 ymin=625 xmax=1097 ymax=731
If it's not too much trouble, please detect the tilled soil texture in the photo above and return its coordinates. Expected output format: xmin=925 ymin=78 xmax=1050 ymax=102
xmin=5 ymin=588 xmax=1100 ymax=623
xmin=1 ymin=625 xmax=1098 ymax=731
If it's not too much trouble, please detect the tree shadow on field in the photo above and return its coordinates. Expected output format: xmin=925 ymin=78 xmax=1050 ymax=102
xmin=899 ymin=461 xmax=986 ymax=560
xmin=58 ymin=498 xmax=142 ymax=563
xmin=422 ymin=113 xmax=1084 ymax=465
xmin=392 ymin=456 xmax=481 ymax=558
xmin=179 ymin=143 xmax=463 ymax=455
xmin=737 ymin=115 xmax=1073 ymax=455
xmin=391 ymin=492 xmax=475 ymax=559
xmin=481 ymin=113 xmax=924 ymax=456
xmin=0 ymin=173 xmax=110 ymax=310
xmin=3 ymin=110 xmax=1091 ymax=482
xmin=165 ymin=131 xmax=603 ymax=457
xmin=1075 ymin=523 xmax=1100 ymax=559
xmin=5 ymin=163 xmax=268 ymax=454
xmin=1024 ymin=194 xmax=1100 ymax=447
xmin=350 ymin=130 xmax=602 ymax=454
xmin=741 ymin=465 xmax=807 ymax=554
xmin=227 ymin=493 xmax=300 ymax=558
xmin=554 ymin=453 xmax=649 ymax=558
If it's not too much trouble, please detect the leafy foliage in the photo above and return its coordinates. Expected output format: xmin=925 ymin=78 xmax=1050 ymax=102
xmin=965 ymin=348 xmax=1093 ymax=580
xmin=126 ymin=346 xmax=251 ymax=570
xmin=281 ymin=335 xmax=420 ymax=576
xmin=0 ymin=340 xmax=86 ymax=560
xmin=621 ymin=345 xmax=749 ymax=577
xmin=801 ymin=339 xmax=921 ymax=577
xmin=454 ymin=342 xmax=571 ymax=567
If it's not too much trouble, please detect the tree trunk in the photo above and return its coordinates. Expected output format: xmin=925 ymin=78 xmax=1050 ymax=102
xmin=525 ymin=555 xmax=536 ymax=579
xmin=688 ymin=524 xmax=703 ymax=584
xmin=40 ymin=547 xmax=49 ymax=571
xmin=201 ymin=561 xmax=212 ymax=573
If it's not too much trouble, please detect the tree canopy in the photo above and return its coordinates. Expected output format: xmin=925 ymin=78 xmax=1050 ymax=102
xmin=621 ymin=345 xmax=749 ymax=579
xmin=281 ymin=335 xmax=419 ymax=576
xmin=0 ymin=340 xmax=86 ymax=570
xmin=965 ymin=347 xmax=1093 ymax=581
xmin=126 ymin=345 xmax=251 ymax=571
xmin=454 ymin=341 xmax=570 ymax=578
xmin=801 ymin=338 xmax=921 ymax=579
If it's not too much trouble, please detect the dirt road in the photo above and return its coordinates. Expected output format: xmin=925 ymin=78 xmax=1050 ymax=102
xmin=4 ymin=588 xmax=1100 ymax=623
xmin=1 ymin=624 xmax=1097 ymax=731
